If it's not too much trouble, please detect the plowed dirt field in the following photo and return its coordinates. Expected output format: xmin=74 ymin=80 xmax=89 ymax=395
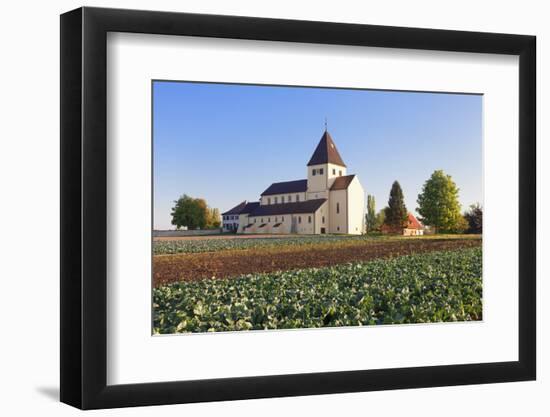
xmin=153 ymin=237 xmax=481 ymax=287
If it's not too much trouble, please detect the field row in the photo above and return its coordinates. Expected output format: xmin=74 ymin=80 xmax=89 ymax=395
xmin=153 ymin=237 xmax=481 ymax=286
xmin=153 ymin=247 xmax=483 ymax=333
xmin=153 ymin=233 xmax=480 ymax=255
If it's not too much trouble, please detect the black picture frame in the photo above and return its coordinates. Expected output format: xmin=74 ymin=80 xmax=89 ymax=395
xmin=60 ymin=6 xmax=536 ymax=410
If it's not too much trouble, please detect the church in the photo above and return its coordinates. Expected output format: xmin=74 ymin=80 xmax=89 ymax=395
xmin=222 ymin=130 xmax=365 ymax=235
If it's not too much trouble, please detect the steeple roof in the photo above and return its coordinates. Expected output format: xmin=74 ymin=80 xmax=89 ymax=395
xmin=307 ymin=131 xmax=346 ymax=167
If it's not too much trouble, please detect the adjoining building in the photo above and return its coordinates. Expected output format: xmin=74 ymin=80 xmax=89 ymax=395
xmin=221 ymin=201 xmax=259 ymax=232
xmin=223 ymin=130 xmax=365 ymax=235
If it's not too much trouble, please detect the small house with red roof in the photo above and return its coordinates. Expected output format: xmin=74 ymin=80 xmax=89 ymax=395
xmin=404 ymin=212 xmax=424 ymax=236
xmin=381 ymin=212 xmax=424 ymax=236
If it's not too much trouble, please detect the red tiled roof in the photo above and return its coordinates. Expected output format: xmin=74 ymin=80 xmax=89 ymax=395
xmin=406 ymin=213 xmax=423 ymax=229
xmin=380 ymin=213 xmax=423 ymax=233
xmin=330 ymin=174 xmax=355 ymax=190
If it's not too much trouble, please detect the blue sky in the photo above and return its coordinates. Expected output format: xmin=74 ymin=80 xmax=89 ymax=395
xmin=153 ymin=81 xmax=482 ymax=230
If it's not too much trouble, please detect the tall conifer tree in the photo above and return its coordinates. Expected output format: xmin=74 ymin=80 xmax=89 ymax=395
xmin=384 ymin=181 xmax=408 ymax=229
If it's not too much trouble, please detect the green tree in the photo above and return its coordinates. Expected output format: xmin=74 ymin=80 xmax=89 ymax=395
xmin=464 ymin=203 xmax=483 ymax=234
xmin=383 ymin=181 xmax=408 ymax=230
xmin=171 ymin=194 xmax=208 ymax=230
xmin=366 ymin=194 xmax=377 ymax=232
xmin=375 ymin=208 xmax=386 ymax=231
xmin=417 ymin=170 xmax=464 ymax=233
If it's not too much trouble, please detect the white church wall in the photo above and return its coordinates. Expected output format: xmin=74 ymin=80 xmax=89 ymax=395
xmin=260 ymin=192 xmax=307 ymax=205
xmin=326 ymin=163 xmax=347 ymax=189
xmin=281 ymin=212 xmax=314 ymax=234
xmin=329 ymin=189 xmax=347 ymax=233
xmin=347 ymin=176 xmax=365 ymax=235
xmin=307 ymin=163 xmax=329 ymax=193
xmin=274 ymin=215 xmax=290 ymax=234
xmin=306 ymin=190 xmax=329 ymax=201
xmin=314 ymin=201 xmax=329 ymax=234
xmin=237 ymin=213 xmax=250 ymax=233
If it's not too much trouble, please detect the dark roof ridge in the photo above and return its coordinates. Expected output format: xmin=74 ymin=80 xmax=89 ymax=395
xmin=307 ymin=130 xmax=346 ymax=167
xmin=222 ymin=200 xmax=247 ymax=215
xmin=249 ymin=198 xmax=327 ymax=217
xmin=261 ymin=179 xmax=308 ymax=196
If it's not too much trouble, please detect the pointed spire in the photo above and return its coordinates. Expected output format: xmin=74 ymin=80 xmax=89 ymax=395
xmin=307 ymin=130 xmax=346 ymax=167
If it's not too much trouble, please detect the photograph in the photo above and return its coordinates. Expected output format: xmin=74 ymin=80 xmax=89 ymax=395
xmin=152 ymin=81 xmax=484 ymax=334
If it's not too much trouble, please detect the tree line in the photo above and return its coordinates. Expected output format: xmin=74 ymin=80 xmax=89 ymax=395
xmin=171 ymin=194 xmax=221 ymax=230
xmin=366 ymin=170 xmax=482 ymax=234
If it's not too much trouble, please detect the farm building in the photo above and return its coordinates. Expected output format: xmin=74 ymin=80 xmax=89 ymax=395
xmin=222 ymin=129 xmax=365 ymax=235
xmin=222 ymin=201 xmax=259 ymax=232
xmin=381 ymin=212 xmax=425 ymax=236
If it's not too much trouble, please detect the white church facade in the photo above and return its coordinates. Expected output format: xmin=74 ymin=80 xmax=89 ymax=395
xmin=222 ymin=130 xmax=365 ymax=235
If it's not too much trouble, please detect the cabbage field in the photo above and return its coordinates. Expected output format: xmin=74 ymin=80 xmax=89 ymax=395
xmin=153 ymin=234 xmax=479 ymax=255
xmin=153 ymin=247 xmax=482 ymax=333
xmin=153 ymin=234 xmax=367 ymax=254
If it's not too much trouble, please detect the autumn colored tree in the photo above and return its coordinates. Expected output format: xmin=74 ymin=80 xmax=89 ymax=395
xmin=171 ymin=195 xmax=220 ymax=230
xmin=206 ymin=207 xmax=221 ymax=229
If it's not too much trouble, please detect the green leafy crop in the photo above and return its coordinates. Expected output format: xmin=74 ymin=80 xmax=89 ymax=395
xmin=153 ymin=234 xmax=479 ymax=255
xmin=154 ymin=234 xmax=366 ymax=254
xmin=153 ymin=247 xmax=482 ymax=333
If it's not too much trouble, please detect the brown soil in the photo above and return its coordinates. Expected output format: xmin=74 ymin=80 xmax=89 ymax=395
xmin=153 ymin=238 xmax=481 ymax=287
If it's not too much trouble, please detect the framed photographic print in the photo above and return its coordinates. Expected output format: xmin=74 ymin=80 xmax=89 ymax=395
xmin=60 ymin=7 xmax=536 ymax=409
